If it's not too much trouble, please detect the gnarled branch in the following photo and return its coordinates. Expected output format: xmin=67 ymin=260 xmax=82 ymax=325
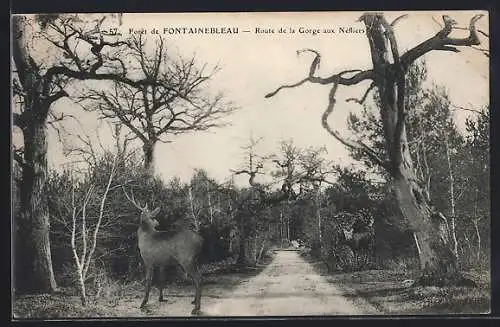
xmin=44 ymin=90 xmax=69 ymax=107
xmin=390 ymin=14 xmax=408 ymax=27
xmin=265 ymin=49 xmax=373 ymax=98
xmin=401 ymin=14 xmax=485 ymax=69
xmin=321 ymin=80 xmax=390 ymax=170
xmin=346 ymin=82 xmax=376 ymax=104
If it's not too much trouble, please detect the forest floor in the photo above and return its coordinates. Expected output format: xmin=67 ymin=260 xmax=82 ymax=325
xmin=302 ymin=253 xmax=491 ymax=315
xmin=13 ymin=249 xmax=490 ymax=319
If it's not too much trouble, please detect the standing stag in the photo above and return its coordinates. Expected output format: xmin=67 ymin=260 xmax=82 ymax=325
xmin=123 ymin=188 xmax=203 ymax=315
xmin=341 ymin=216 xmax=375 ymax=252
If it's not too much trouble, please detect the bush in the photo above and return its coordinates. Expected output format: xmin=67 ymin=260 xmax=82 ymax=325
xmin=44 ymin=151 xmax=195 ymax=289
xmin=200 ymin=223 xmax=232 ymax=263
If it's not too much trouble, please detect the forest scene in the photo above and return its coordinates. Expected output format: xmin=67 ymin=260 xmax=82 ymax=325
xmin=11 ymin=11 xmax=490 ymax=318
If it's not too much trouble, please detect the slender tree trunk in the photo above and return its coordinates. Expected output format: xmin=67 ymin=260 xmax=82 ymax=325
xmin=463 ymin=231 xmax=472 ymax=266
xmin=286 ymin=214 xmax=290 ymax=242
xmin=78 ymin=275 xmax=87 ymax=306
xmin=257 ymin=243 xmax=265 ymax=264
xmin=250 ymin=219 xmax=258 ymax=265
xmin=444 ymin=133 xmax=459 ymax=262
xmin=279 ymin=207 xmax=284 ymax=246
xmin=228 ymin=199 xmax=234 ymax=254
xmin=415 ymin=122 xmax=432 ymax=202
xmin=472 ymin=189 xmax=481 ymax=263
xmin=253 ymin=234 xmax=257 ymax=263
xmin=315 ymin=185 xmax=322 ymax=246
xmin=188 ymin=185 xmax=199 ymax=231
xmin=287 ymin=216 xmax=291 ymax=240
xmin=413 ymin=232 xmax=422 ymax=256
xmin=422 ymin=142 xmax=432 ymax=200
xmin=236 ymin=214 xmax=249 ymax=266
xmin=473 ymin=219 xmax=481 ymax=263
xmin=206 ymin=180 xmax=214 ymax=224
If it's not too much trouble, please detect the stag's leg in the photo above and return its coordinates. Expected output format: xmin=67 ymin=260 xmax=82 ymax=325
xmin=158 ymin=266 xmax=167 ymax=302
xmin=186 ymin=262 xmax=202 ymax=314
xmin=140 ymin=266 xmax=153 ymax=309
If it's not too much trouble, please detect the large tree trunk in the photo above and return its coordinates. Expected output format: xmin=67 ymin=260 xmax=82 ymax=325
xmin=13 ymin=16 xmax=57 ymax=294
xmin=392 ymin=166 xmax=460 ymax=284
xmin=142 ymin=141 xmax=156 ymax=176
xmin=365 ymin=15 xmax=465 ymax=285
xmin=386 ymin=95 xmax=462 ymax=285
xmin=381 ymin=87 xmax=462 ymax=285
xmin=16 ymin=121 xmax=58 ymax=293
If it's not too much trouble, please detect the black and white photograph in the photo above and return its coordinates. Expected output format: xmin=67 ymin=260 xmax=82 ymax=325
xmin=11 ymin=11 xmax=490 ymax=318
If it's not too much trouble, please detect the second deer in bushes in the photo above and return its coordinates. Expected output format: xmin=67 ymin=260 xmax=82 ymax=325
xmin=123 ymin=188 xmax=203 ymax=315
xmin=341 ymin=216 xmax=375 ymax=252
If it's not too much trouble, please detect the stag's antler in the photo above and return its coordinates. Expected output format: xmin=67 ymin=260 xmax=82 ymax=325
xmin=122 ymin=186 xmax=148 ymax=211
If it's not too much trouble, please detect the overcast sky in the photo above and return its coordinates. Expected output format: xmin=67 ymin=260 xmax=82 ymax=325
xmin=13 ymin=11 xmax=489 ymax=187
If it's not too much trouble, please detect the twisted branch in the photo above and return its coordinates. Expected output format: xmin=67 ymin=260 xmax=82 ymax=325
xmin=346 ymin=82 xmax=376 ymax=104
xmin=401 ymin=14 xmax=485 ymax=69
xmin=265 ymin=49 xmax=373 ymax=98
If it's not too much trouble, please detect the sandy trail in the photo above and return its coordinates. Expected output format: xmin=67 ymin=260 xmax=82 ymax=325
xmin=201 ymin=250 xmax=379 ymax=316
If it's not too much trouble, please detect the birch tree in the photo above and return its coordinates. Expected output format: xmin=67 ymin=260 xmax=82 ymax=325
xmin=69 ymin=154 xmax=117 ymax=305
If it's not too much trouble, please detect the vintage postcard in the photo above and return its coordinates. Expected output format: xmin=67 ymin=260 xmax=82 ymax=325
xmin=11 ymin=11 xmax=490 ymax=319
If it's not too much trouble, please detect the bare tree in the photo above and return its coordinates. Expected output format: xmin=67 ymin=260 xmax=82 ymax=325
xmin=230 ymin=136 xmax=268 ymax=265
xmin=229 ymin=136 xmax=296 ymax=264
xmin=69 ymin=153 xmax=117 ymax=305
xmin=78 ymin=35 xmax=238 ymax=175
xmin=266 ymin=13 xmax=486 ymax=285
xmin=271 ymin=139 xmax=301 ymax=245
xmin=296 ymin=146 xmax=335 ymax=246
xmin=11 ymin=14 xmax=129 ymax=293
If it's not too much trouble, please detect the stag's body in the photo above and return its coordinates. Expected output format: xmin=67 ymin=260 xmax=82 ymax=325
xmin=342 ymin=217 xmax=375 ymax=252
xmin=341 ymin=225 xmax=375 ymax=252
xmin=124 ymin=188 xmax=203 ymax=315
xmin=138 ymin=219 xmax=203 ymax=313
xmin=344 ymin=230 xmax=374 ymax=250
xmin=137 ymin=225 xmax=203 ymax=272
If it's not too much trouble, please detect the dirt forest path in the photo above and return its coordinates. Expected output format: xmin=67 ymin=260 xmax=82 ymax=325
xmin=201 ymin=250 xmax=380 ymax=316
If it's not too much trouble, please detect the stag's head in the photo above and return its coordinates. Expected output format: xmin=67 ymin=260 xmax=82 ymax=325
xmin=138 ymin=204 xmax=161 ymax=229
xmin=122 ymin=187 xmax=161 ymax=229
xmin=342 ymin=227 xmax=354 ymax=241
